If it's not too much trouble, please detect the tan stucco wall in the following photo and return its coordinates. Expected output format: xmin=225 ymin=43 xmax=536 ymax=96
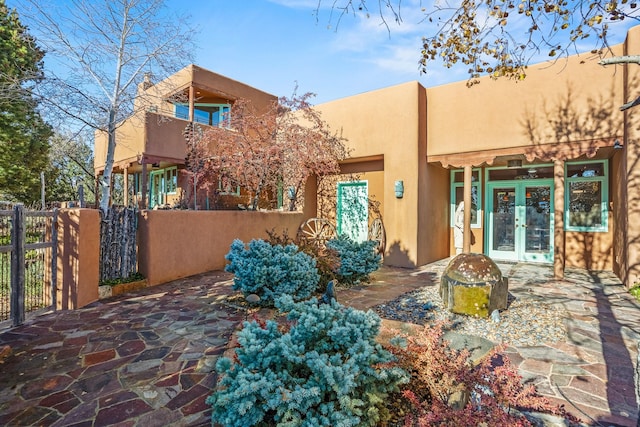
xmin=137 ymin=210 xmax=306 ymax=286
xmin=622 ymin=26 xmax=640 ymax=287
xmin=56 ymin=209 xmax=100 ymax=310
xmin=565 ymin=226 xmax=613 ymax=270
xmin=140 ymin=64 xmax=276 ymax=117
xmin=316 ymin=33 xmax=639 ymax=273
xmin=96 ymin=64 xmax=278 ymax=174
xmin=94 ymin=113 xmax=147 ymax=172
xmin=426 ymin=45 xmax=626 ymax=156
xmin=317 ymin=82 xmax=432 ymax=267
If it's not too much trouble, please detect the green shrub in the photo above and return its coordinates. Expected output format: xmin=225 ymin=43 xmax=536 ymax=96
xmin=225 ymin=239 xmax=320 ymax=306
xmin=326 ymin=235 xmax=381 ymax=286
xmin=630 ymin=284 xmax=640 ymax=302
xmin=99 ymin=272 xmax=145 ymax=287
xmin=207 ymin=296 xmax=408 ymax=426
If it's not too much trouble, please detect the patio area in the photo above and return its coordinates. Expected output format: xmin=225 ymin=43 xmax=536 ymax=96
xmin=0 ymin=259 xmax=638 ymax=426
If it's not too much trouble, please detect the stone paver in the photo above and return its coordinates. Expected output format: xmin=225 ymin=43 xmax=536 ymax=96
xmin=0 ymin=271 xmax=241 ymax=426
xmin=0 ymin=261 xmax=638 ymax=426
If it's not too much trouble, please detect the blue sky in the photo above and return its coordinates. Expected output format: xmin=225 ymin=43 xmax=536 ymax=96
xmin=170 ymin=0 xmax=640 ymax=105
xmin=9 ymin=0 xmax=640 ymax=106
xmin=165 ymin=0 xmax=476 ymax=104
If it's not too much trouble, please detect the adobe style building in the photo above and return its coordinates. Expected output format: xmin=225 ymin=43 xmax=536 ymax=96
xmin=94 ymin=26 xmax=640 ymax=288
xmin=94 ymin=64 xmax=277 ymax=210
xmin=312 ymin=25 xmax=640 ymax=288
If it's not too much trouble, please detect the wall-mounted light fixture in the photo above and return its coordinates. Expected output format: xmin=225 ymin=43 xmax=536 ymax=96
xmin=394 ymin=180 xmax=404 ymax=198
xmin=614 ymin=140 xmax=624 ymax=149
xmin=507 ymin=159 xmax=523 ymax=168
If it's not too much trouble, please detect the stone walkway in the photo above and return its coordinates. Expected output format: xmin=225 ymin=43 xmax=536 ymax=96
xmin=0 ymin=260 xmax=638 ymax=426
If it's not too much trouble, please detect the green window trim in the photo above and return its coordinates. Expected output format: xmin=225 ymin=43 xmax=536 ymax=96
xmin=218 ymin=179 xmax=240 ymax=196
xmin=564 ymin=160 xmax=608 ymax=232
xmin=450 ymin=168 xmax=482 ymax=228
xmin=165 ymin=167 xmax=178 ymax=194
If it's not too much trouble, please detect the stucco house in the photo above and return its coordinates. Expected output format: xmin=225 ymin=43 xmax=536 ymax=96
xmin=94 ymin=64 xmax=277 ymax=210
xmin=312 ymin=26 xmax=640 ymax=288
xmin=95 ymin=26 xmax=640 ymax=288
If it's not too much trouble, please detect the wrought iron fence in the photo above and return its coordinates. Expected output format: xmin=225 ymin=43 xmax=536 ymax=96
xmin=0 ymin=205 xmax=58 ymax=326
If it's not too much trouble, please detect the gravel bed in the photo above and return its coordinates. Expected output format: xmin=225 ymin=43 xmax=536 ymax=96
xmin=374 ymin=285 xmax=568 ymax=347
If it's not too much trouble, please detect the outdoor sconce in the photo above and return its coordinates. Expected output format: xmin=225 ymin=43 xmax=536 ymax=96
xmin=395 ymin=180 xmax=404 ymax=198
xmin=614 ymin=140 xmax=624 ymax=149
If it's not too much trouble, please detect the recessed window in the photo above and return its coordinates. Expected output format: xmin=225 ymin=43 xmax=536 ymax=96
xmin=565 ymin=160 xmax=608 ymax=232
xmin=174 ymin=103 xmax=230 ymax=127
xmin=450 ymin=169 xmax=481 ymax=228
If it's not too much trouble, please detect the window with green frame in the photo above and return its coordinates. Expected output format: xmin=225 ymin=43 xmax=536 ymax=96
xmin=565 ymin=160 xmax=608 ymax=232
xmin=450 ymin=169 xmax=481 ymax=228
xmin=132 ymin=168 xmax=177 ymax=195
xmin=218 ymin=177 xmax=240 ymax=196
xmin=165 ymin=167 xmax=177 ymax=194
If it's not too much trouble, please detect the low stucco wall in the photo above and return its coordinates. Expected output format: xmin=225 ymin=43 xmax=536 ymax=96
xmin=138 ymin=210 xmax=305 ymax=286
xmin=56 ymin=209 xmax=100 ymax=310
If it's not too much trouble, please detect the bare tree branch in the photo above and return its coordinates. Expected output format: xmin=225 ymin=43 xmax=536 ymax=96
xmin=15 ymin=0 xmax=198 ymax=212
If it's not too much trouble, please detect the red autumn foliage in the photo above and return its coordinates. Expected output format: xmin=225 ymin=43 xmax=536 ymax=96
xmin=202 ymin=90 xmax=348 ymax=210
xmin=386 ymin=322 xmax=581 ymax=426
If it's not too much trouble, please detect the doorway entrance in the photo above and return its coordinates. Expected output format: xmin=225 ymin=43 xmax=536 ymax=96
xmin=149 ymin=170 xmax=165 ymax=208
xmin=337 ymin=181 xmax=368 ymax=242
xmin=486 ymin=180 xmax=554 ymax=262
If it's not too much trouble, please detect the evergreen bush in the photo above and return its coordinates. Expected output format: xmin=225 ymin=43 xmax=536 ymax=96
xmin=207 ymin=296 xmax=409 ymax=426
xmin=326 ymin=235 xmax=381 ymax=286
xmin=225 ymin=239 xmax=320 ymax=306
xmin=266 ymin=228 xmax=339 ymax=293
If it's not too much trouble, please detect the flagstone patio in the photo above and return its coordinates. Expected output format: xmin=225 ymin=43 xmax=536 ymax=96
xmin=0 ymin=260 xmax=638 ymax=426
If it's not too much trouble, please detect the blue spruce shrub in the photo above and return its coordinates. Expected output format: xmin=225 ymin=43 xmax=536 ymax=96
xmin=326 ymin=235 xmax=381 ymax=286
xmin=207 ymin=296 xmax=408 ymax=427
xmin=225 ymin=239 xmax=319 ymax=306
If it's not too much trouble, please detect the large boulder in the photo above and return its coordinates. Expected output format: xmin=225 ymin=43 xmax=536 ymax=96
xmin=440 ymin=253 xmax=508 ymax=318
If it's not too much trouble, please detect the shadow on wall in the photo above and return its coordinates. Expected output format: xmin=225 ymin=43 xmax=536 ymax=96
xmin=565 ymin=232 xmax=613 ymax=271
xmin=521 ymin=83 xmax=625 ymax=278
xmin=385 ymin=241 xmax=415 ymax=268
xmin=521 ymin=84 xmax=620 ymax=153
xmin=58 ymin=212 xmax=80 ymax=311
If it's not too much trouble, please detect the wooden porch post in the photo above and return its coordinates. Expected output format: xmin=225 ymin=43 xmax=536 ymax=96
xmin=123 ymin=166 xmax=129 ymax=207
xmin=141 ymin=160 xmax=148 ymax=209
xmin=463 ymin=165 xmax=472 ymax=253
xmin=189 ymin=85 xmax=195 ymax=122
xmin=554 ymin=159 xmax=565 ymax=279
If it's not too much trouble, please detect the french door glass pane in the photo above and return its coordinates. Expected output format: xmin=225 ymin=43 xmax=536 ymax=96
xmin=492 ymin=188 xmax=515 ymax=252
xmin=525 ymin=186 xmax=551 ymax=252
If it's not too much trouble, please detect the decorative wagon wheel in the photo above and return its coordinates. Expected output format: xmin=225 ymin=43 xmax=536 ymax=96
xmin=368 ymin=217 xmax=386 ymax=257
xmin=297 ymin=218 xmax=337 ymax=247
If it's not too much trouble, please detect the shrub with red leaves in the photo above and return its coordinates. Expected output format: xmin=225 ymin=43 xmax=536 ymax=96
xmin=386 ymin=322 xmax=581 ymax=426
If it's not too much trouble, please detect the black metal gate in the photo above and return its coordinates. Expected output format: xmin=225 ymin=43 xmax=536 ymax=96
xmin=0 ymin=205 xmax=58 ymax=327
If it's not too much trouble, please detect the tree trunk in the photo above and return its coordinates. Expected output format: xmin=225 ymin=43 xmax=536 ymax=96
xmin=100 ymin=107 xmax=117 ymax=213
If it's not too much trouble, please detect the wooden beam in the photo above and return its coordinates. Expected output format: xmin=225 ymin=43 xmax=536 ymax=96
xmin=463 ymin=165 xmax=472 ymax=253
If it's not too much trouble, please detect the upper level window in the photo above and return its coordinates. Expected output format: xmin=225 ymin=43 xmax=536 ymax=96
xmin=174 ymin=103 xmax=231 ymax=127
xmin=565 ymin=160 xmax=608 ymax=232
xmin=450 ymin=169 xmax=481 ymax=228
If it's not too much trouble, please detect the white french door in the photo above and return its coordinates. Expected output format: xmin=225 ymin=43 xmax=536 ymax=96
xmin=486 ymin=180 xmax=554 ymax=262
